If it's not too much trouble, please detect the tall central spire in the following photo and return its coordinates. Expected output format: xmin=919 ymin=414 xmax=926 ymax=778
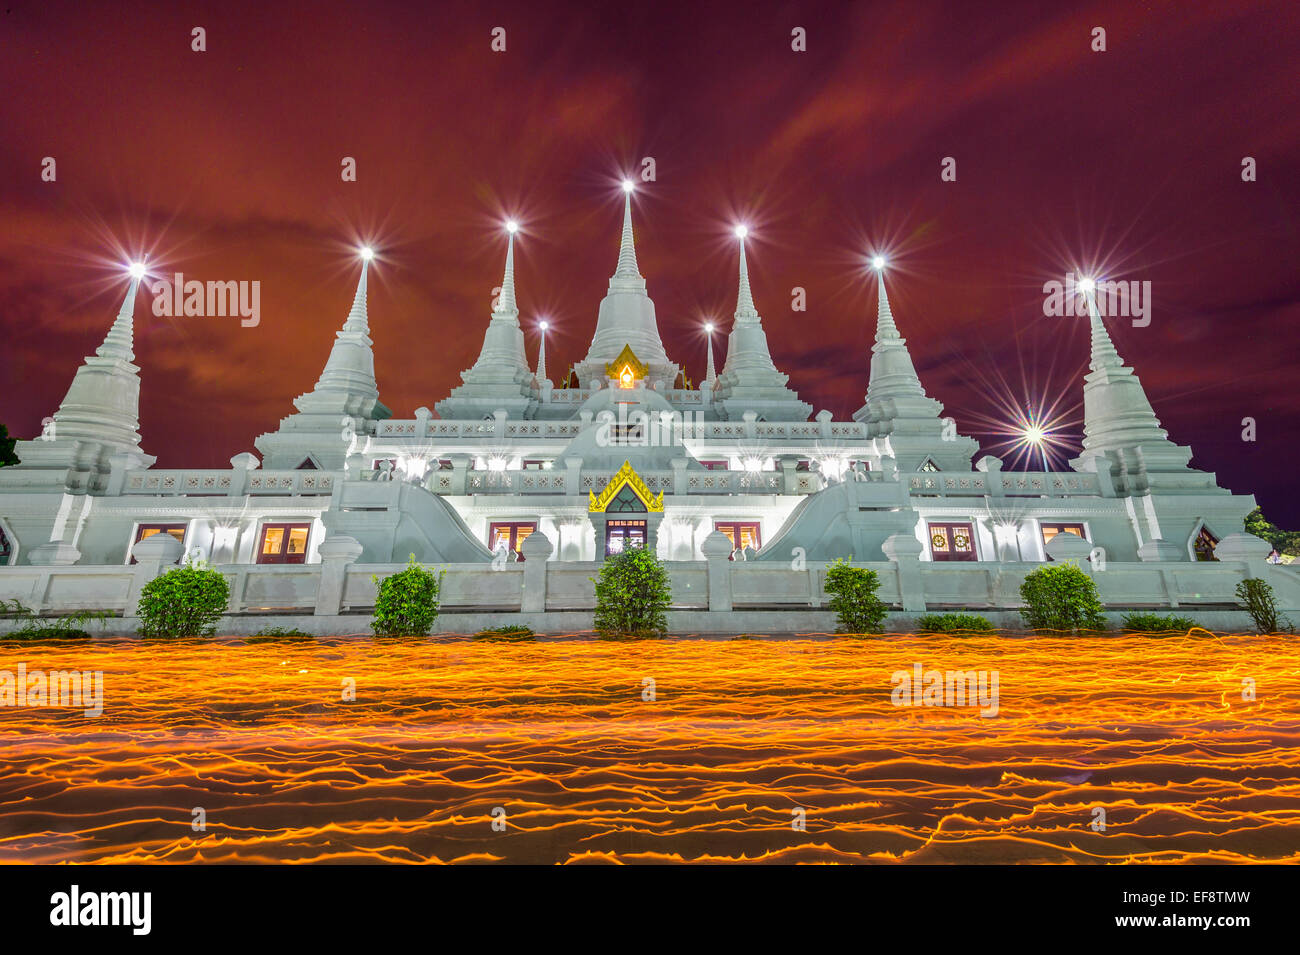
xmin=614 ymin=185 xmax=640 ymax=280
xmin=735 ymin=231 xmax=758 ymax=321
xmin=497 ymin=226 xmax=519 ymax=316
xmin=608 ymin=182 xmax=646 ymax=293
xmin=574 ymin=182 xmax=674 ymax=384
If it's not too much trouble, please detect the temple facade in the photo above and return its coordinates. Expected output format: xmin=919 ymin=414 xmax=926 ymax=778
xmin=1 ymin=187 xmax=1289 ymax=629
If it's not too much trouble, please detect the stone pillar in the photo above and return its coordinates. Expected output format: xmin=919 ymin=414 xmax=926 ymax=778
xmin=315 ymin=535 xmax=364 ymax=616
xmin=520 ymin=531 xmax=553 ymax=612
xmin=779 ymin=456 xmax=799 ymax=494
xmin=564 ymin=456 xmax=584 ymax=497
xmin=702 ymin=530 xmax=734 ymax=612
xmin=125 ymin=532 xmax=187 ymax=617
xmin=882 ymin=533 xmax=926 ymax=612
xmin=671 ymin=457 xmax=689 ymax=496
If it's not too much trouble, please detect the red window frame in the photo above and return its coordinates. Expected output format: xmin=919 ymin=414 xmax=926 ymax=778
xmin=257 ymin=522 xmax=312 ymax=564
xmin=699 ymin=460 xmax=729 ymax=471
xmin=129 ymin=523 xmax=188 ymax=564
xmin=714 ymin=521 xmax=762 ymax=559
xmin=1040 ymin=522 xmax=1088 ymax=558
xmin=604 ymin=519 xmax=647 ymax=556
xmin=488 ymin=521 xmax=536 ymax=561
xmin=927 ymin=521 xmax=977 ymax=562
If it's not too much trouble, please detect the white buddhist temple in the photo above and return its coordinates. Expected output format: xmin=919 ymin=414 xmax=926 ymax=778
xmin=1 ymin=184 xmax=1292 ymax=630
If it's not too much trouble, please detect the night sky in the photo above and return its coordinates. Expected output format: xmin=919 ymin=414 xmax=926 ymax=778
xmin=2 ymin=1 xmax=1297 ymax=522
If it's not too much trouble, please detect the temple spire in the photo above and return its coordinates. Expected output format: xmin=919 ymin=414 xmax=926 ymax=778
xmin=614 ymin=184 xmax=640 ymax=279
xmin=863 ymin=267 xmax=926 ymax=402
xmin=95 ymin=268 xmax=144 ymax=361
xmin=497 ymin=225 xmax=519 ymax=316
xmin=1071 ymin=282 xmax=1188 ymax=471
xmin=854 ymin=263 xmax=979 ymax=470
xmin=735 ymin=230 xmax=758 ymax=321
xmin=536 ymin=322 xmax=549 ymax=382
xmin=704 ymin=325 xmax=717 ymax=383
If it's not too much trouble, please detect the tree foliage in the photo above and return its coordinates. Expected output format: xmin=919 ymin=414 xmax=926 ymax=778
xmin=593 ymin=547 xmax=671 ymax=636
xmin=1018 ymin=562 xmax=1106 ymax=632
xmin=137 ymin=565 xmax=230 ymax=638
xmin=823 ymin=559 xmax=888 ymax=634
xmin=371 ymin=556 xmax=443 ymax=636
xmin=0 ymin=423 xmax=18 ymax=467
xmin=1244 ymin=507 xmax=1300 ymax=557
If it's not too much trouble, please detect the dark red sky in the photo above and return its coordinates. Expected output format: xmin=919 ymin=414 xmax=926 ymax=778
xmin=2 ymin=1 xmax=1298 ymax=522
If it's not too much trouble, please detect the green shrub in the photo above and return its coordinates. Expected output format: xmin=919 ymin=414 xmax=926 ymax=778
xmin=1120 ymin=612 xmax=1201 ymax=634
xmin=1235 ymin=578 xmax=1294 ymax=634
xmin=593 ymin=547 xmax=671 ymax=636
xmin=0 ymin=600 xmax=105 ymax=641
xmin=915 ymin=612 xmax=995 ymax=634
xmin=1019 ymin=562 xmax=1106 ymax=633
xmin=246 ymin=626 xmax=314 ymax=643
xmin=137 ymin=565 xmax=230 ymax=638
xmin=823 ymin=559 xmax=888 ymax=634
xmin=474 ymin=624 xmax=535 ymax=641
xmin=371 ymin=556 xmax=443 ymax=636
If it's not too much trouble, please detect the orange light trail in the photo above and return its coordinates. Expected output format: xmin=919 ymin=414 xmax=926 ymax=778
xmin=1 ymin=634 xmax=1297 ymax=864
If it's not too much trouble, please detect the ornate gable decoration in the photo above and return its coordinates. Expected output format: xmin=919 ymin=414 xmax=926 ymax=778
xmin=589 ymin=459 xmax=664 ymax=513
xmin=605 ymin=344 xmax=648 ymax=389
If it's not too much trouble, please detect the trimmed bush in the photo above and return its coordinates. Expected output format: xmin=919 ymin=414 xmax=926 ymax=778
xmin=1019 ymin=562 xmax=1106 ymax=633
xmin=1235 ymin=578 xmax=1294 ymax=634
xmin=137 ymin=565 xmax=229 ymax=638
xmin=824 ymin=559 xmax=888 ymax=634
xmin=474 ymin=625 xmax=535 ymax=641
xmin=1121 ymin=613 xmax=1201 ymax=634
xmin=915 ymin=612 xmax=995 ymax=634
xmin=371 ymin=557 xmax=443 ymax=637
xmin=246 ymin=626 xmax=314 ymax=643
xmin=593 ymin=547 xmax=671 ymax=636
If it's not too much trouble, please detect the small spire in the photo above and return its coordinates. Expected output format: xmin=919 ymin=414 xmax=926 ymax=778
xmin=614 ymin=187 xmax=641 ymax=279
xmin=536 ymin=324 xmax=548 ymax=381
xmin=874 ymin=269 xmax=901 ymax=342
xmin=735 ymin=234 xmax=758 ymax=320
xmin=341 ymin=257 xmax=370 ymax=334
xmin=1082 ymin=284 xmax=1123 ymax=371
xmin=705 ymin=328 xmax=717 ymax=383
xmin=95 ymin=272 xmax=144 ymax=362
xmin=496 ymin=229 xmax=518 ymax=316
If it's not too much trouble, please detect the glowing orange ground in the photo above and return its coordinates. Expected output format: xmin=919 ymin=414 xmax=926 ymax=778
xmin=1 ymin=634 xmax=1298 ymax=864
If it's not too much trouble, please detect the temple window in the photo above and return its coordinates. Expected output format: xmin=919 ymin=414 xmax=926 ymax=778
xmin=1194 ymin=526 xmax=1220 ymax=561
xmin=1040 ymin=522 xmax=1088 ymax=555
xmin=296 ymin=458 xmax=318 ymax=470
xmin=611 ymin=423 xmax=643 ymax=443
xmin=714 ymin=521 xmax=762 ymax=559
xmin=256 ymin=522 xmax=312 ymax=565
xmin=129 ymin=523 xmax=187 ymax=564
xmin=699 ymin=460 xmax=729 ymax=471
xmin=605 ymin=519 xmax=647 ymax=554
xmin=488 ymin=521 xmax=536 ymax=561
xmin=918 ymin=459 xmax=940 ymax=472
xmin=927 ymin=521 xmax=977 ymax=561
